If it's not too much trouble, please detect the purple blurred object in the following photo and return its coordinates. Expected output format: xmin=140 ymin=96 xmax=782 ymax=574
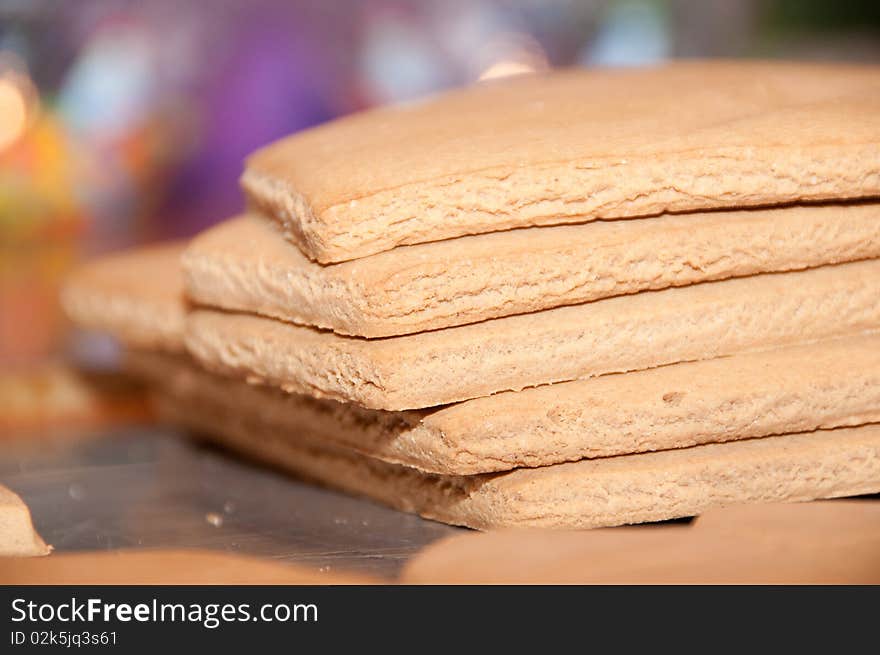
xmin=164 ymin=9 xmax=343 ymax=235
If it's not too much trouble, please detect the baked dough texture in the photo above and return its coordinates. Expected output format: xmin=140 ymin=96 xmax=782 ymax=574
xmin=159 ymin=391 xmax=880 ymax=530
xmin=401 ymin=501 xmax=880 ymax=583
xmin=184 ymin=259 xmax=880 ymax=410
xmin=183 ymin=205 xmax=880 ymax=337
xmin=62 ymin=243 xmax=880 ymax=530
xmin=0 ymin=485 xmax=51 ymax=557
xmin=243 ymin=61 xmax=880 ymax=262
xmin=0 ymin=550 xmax=376 ymax=584
xmin=61 ymin=242 xmax=188 ymax=352
xmin=132 ymin=333 xmax=880 ymax=475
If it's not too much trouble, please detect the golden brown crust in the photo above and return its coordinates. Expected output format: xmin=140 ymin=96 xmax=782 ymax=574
xmin=401 ymin=501 xmax=880 ymax=583
xmin=183 ymin=206 xmax=880 ymax=337
xmin=244 ymin=61 xmax=880 ymax=262
xmin=136 ymin=334 xmax=880 ymax=475
xmin=61 ymin=242 xmax=188 ymax=352
xmin=161 ymin=390 xmax=880 ymax=530
xmin=184 ymin=260 xmax=880 ymax=410
xmin=0 ymin=485 xmax=51 ymax=557
xmin=0 ymin=549 xmax=377 ymax=584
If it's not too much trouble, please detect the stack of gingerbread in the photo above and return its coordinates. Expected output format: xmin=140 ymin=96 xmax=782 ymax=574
xmin=64 ymin=61 xmax=880 ymax=529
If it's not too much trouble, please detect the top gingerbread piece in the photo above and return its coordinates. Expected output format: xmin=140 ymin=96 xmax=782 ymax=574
xmin=243 ymin=60 xmax=880 ymax=263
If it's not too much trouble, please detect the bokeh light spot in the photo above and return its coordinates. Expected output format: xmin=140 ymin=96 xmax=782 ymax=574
xmin=0 ymin=77 xmax=28 ymax=151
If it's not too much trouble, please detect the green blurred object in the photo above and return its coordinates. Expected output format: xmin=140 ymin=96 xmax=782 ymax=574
xmin=763 ymin=0 xmax=880 ymax=32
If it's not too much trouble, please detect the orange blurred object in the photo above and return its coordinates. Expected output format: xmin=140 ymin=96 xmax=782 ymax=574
xmin=1 ymin=82 xmax=86 ymax=369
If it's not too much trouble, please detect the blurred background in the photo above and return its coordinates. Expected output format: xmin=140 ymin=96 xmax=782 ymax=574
xmin=1 ymin=0 xmax=879 ymax=383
